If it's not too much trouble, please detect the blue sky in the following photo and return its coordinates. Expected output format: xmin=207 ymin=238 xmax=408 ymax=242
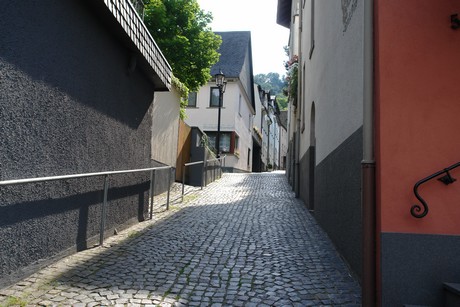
xmin=197 ymin=0 xmax=290 ymax=77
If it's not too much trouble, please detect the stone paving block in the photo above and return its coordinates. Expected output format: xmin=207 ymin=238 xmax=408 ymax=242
xmin=0 ymin=173 xmax=361 ymax=306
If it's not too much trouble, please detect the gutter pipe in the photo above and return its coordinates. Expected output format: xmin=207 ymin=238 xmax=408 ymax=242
xmin=362 ymin=0 xmax=376 ymax=306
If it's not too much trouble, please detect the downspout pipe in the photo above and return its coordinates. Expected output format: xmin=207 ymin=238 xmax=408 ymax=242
xmin=295 ymin=116 xmax=301 ymax=197
xmin=362 ymin=0 xmax=376 ymax=306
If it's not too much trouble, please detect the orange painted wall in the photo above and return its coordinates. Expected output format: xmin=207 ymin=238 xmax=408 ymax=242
xmin=375 ymin=0 xmax=460 ymax=234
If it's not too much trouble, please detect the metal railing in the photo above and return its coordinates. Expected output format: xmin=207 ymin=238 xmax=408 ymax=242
xmin=411 ymin=161 xmax=460 ymax=218
xmin=181 ymin=156 xmax=226 ymax=201
xmin=0 ymin=165 xmax=173 ymax=245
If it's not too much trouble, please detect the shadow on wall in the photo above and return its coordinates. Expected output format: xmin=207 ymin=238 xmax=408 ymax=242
xmin=0 ymin=0 xmax=173 ymax=290
xmin=0 ymin=0 xmax=157 ymax=182
xmin=0 ymin=1 xmax=153 ymax=129
xmin=0 ymin=174 xmax=150 ymax=286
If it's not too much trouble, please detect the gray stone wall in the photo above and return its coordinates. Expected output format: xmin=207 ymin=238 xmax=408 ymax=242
xmin=0 ymin=0 xmax=164 ymax=287
xmin=313 ymin=127 xmax=363 ymax=279
xmin=381 ymin=233 xmax=460 ymax=306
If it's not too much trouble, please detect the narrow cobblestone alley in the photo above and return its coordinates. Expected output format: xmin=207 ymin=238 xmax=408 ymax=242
xmin=0 ymin=172 xmax=361 ymax=306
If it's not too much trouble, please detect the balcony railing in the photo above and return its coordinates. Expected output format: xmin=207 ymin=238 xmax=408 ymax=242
xmin=103 ymin=0 xmax=171 ymax=90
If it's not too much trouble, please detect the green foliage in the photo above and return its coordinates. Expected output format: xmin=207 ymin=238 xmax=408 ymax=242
xmin=2 ymin=296 xmax=28 ymax=307
xmin=200 ymin=134 xmax=209 ymax=148
xmin=144 ymin=0 xmax=222 ymax=92
xmin=284 ymin=55 xmax=299 ymax=105
xmin=254 ymin=72 xmax=287 ymax=96
xmin=254 ymin=72 xmax=288 ymax=111
xmin=288 ymin=63 xmax=298 ymax=101
xmin=172 ymin=75 xmax=189 ymax=120
xmin=277 ymin=96 xmax=288 ymax=111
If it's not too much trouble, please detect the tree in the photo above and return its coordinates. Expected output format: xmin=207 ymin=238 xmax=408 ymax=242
xmin=143 ymin=0 xmax=221 ymax=92
xmin=254 ymin=72 xmax=286 ymax=96
xmin=277 ymin=96 xmax=288 ymax=110
xmin=254 ymin=72 xmax=288 ymax=110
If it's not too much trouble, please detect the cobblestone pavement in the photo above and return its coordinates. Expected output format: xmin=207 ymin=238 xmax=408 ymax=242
xmin=0 ymin=172 xmax=361 ymax=306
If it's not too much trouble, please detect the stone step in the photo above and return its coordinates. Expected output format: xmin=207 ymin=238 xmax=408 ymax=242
xmin=444 ymin=282 xmax=460 ymax=307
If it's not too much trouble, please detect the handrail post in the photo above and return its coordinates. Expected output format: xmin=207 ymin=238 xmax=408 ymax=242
xmin=219 ymin=158 xmax=222 ymax=179
xmin=182 ymin=163 xmax=186 ymax=202
xmin=149 ymin=170 xmax=155 ymax=219
xmin=204 ymin=158 xmax=208 ymax=187
xmin=100 ymin=175 xmax=109 ymax=246
xmin=200 ymin=161 xmax=204 ymax=190
xmin=166 ymin=167 xmax=171 ymax=210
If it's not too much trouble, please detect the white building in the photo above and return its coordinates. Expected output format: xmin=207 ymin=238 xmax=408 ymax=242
xmin=278 ymin=110 xmax=288 ymax=170
xmin=251 ymin=84 xmax=264 ymax=172
xmin=185 ymin=31 xmax=255 ymax=173
xmin=256 ymin=87 xmax=285 ymax=171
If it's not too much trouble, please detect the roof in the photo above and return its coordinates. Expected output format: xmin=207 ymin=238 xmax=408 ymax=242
xmin=212 ymin=31 xmax=255 ymax=112
xmin=211 ymin=31 xmax=252 ymax=78
xmin=279 ymin=110 xmax=288 ymax=129
xmin=277 ymin=0 xmax=292 ymax=28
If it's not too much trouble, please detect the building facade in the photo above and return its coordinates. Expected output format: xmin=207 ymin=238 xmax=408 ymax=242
xmin=185 ymin=31 xmax=256 ymax=173
xmin=0 ymin=0 xmax=172 ymax=288
xmin=252 ymin=84 xmax=264 ymax=172
xmin=278 ymin=110 xmax=288 ymax=170
xmin=278 ymin=0 xmax=460 ymax=306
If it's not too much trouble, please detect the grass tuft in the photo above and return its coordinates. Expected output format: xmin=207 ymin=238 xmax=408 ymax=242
xmin=1 ymin=296 xmax=28 ymax=307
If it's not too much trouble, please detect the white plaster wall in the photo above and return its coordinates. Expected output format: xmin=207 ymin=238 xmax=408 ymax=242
xmin=233 ymin=82 xmax=254 ymax=172
xmin=287 ymin=0 xmax=301 ymax=149
xmin=184 ymin=81 xmax=236 ymax=132
xmin=185 ymin=81 xmax=253 ymax=172
xmin=300 ymin=0 xmax=364 ymax=164
xmin=253 ymin=84 xmax=263 ymax=138
xmin=151 ymin=86 xmax=180 ymax=167
xmin=268 ymin=113 xmax=279 ymax=167
xmin=261 ymin=112 xmax=268 ymax=166
xmin=279 ymin=125 xmax=288 ymax=168
xmin=274 ymin=122 xmax=280 ymax=167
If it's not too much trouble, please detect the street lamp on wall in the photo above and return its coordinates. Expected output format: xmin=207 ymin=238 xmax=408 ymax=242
xmin=215 ymin=70 xmax=226 ymax=158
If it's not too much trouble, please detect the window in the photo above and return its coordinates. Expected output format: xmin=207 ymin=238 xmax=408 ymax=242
xmin=220 ymin=134 xmax=231 ymax=152
xmin=238 ymin=94 xmax=242 ymax=116
xmin=209 ymin=87 xmax=220 ymax=107
xmin=206 ymin=132 xmax=232 ymax=153
xmin=187 ymin=92 xmax=197 ymax=107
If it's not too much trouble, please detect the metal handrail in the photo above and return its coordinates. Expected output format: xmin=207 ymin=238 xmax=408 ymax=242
xmin=411 ymin=161 xmax=460 ymax=218
xmin=0 ymin=165 xmax=173 ymax=245
xmin=181 ymin=156 xmax=226 ymax=201
xmin=0 ymin=166 xmax=171 ymax=186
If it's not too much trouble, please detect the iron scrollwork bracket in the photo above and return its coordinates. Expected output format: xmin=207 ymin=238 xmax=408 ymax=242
xmin=411 ymin=162 xmax=460 ymax=218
